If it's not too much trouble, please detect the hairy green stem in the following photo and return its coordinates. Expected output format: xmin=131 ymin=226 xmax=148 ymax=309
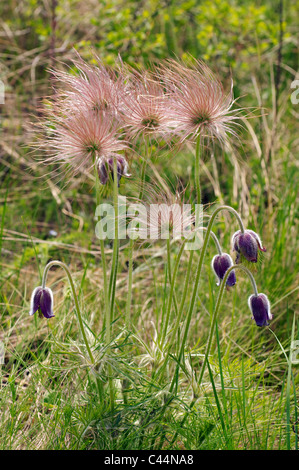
xmin=167 ymin=264 xmax=258 ymax=448
xmin=197 ymin=264 xmax=258 ymax=388
xmin=161 ymin=239 xmax=185 ymax=344
xmin=125 ymin=237 xmax=134 ymax=329
xmin=105 ymin=159 xmax=120 ymax=410
xmin=139 ymin=136 xmax=151 ymax=200
xmin=93 ymin=158 xmax=109 ymax=338
xmin=174 ymin=227 xmax=222 ymax=350
xmin=176 ymin=205 xmax=245 ymax=367
xmin=139 ymin=158 xmax=147 ymax=201
xmin=195 ymin=134 xmax=201 ymax=205
xmin=42 ymin=260 xmax=94 ymax=364
xmin=42 ymin=260 xmax=105 ymax=401
xmin=157 ymin=227 xmax=222 ymax=383
xmin=109 ymin=158 xmax=120 ymax=331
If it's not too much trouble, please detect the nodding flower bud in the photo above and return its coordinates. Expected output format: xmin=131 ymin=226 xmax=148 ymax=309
xmin=232 ymin=229 xmax=266 ymax=264
xmin=248 ymin=293 xmax=272 ymax=327
xmin=29 ymin=286 xmax=54 ymax=319
xmin=97 ymin=156 xmax=130 ymax=186
xmin=212 ymin=253 xmax=236 ymax=287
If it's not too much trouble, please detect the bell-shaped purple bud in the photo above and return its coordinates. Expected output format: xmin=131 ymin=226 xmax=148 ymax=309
xmin=212 ymin=253 xmax=236 ymax=287
xmin=97 ymin=158 xmax=108 ymax=185
xmin=248 ymin=293 xmax=272 ymax=327
xmin=98 ymin=156 xmax=130 ymax=186
xmin=109 ymin=156 xmax=130 ymax=186
xmin=29 ymin=286 xmax=54 ymax=319
xmin=232 ymin=229 xmax=266 ymax=264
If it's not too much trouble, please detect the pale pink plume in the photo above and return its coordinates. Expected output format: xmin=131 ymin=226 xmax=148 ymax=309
xmin=118 ymin=67 xmax=173 ymax=142
xmin=39 ymin=108 xmax=128 ymax=177
xmin=49 ymin=54 xmax=124 ymax=119
xmin=158 ymin=58 xmax=242 ymax=144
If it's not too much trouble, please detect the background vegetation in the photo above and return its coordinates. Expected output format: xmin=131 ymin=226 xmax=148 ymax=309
xmin=0 ymin=0 xmax=298 ymax=450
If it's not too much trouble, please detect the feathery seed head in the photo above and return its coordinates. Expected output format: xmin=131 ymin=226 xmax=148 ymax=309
xmin=41 ymin=109 xmax=128 ymax=177
xmin=49 ymin=55 xmax=123 ymax=119
xmin=128 ymin=187 xmax=195 ymax=242
xmin=119 ymin=68 xmax=173 ymax=141
xmin=159 ymin=58 xmax=240 ymax=144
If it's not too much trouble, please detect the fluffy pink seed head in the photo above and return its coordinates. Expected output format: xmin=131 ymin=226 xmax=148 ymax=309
xmin=158 ymin=58 xmax=240 ymax=144
xmin=50 ymin=55 xmax=124 ymax=119
xmin=119 ymin=68 xmax=173 ymax=141
xmin=40 ymin=108 xmax=128 ymax=176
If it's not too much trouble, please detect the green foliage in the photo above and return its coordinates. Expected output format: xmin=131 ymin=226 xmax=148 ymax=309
xmin=0 ymin=0 xmax=298 ymax=452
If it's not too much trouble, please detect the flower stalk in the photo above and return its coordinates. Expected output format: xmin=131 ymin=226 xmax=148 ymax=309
xmin=167 ymin=264 xmax=261 ymax=449
xmin=41 ymin=260 xmax=95 ymax=365
xmin=176 ymin=205 xmax=245 ymax=367
xmin=195 ymin=134 xmax=201 ymax=205
xmin=197 ymin=264 xmax=258 ymax=388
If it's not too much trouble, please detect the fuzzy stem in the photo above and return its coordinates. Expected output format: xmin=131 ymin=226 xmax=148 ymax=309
xmin=139 ymin=158 xmax=147 ymax=201
xmin=125 ymin=138 xmax=150 ymax=326
xmin=139 ymin=136 xmax=151 ymax=200
xmin=42 ymin=260 xmax=95 ymax=365
xmin=161 ymin=239 xmax=185 ymax=344
xmin=175 ymin=205 xmax=245 ymax=379
xmin=105 ymin=159 xmax=120 ymax=411
xmin=195 ymin=134 xmax=201 ymax=205
xmin=157 ymin=227 xmax=222 ymax=382
xmin=174 ymin=227 xmax=222 ymax=347
xmin=166 ymin=264 xmax=259 ymax=449
xmin=93 ymin=156 xmax=114 ymax=408
xmin=197 ymin=264 xmax=258 ymax=387
xmin=94 ymin=158 xmax=109 ymax=338
xmin=125 ymin=237 xmax=134 ymax=329
xmin=109 ymin=158 xmax=120 ymax=331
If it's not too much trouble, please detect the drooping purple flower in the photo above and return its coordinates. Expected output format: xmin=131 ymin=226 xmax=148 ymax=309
xmin=212 ymin=253 xmax=236 ymax=287
xmin=248 ymin=293 xmax=272 ymax=327
xmin=29 ymin=286 xmax=54 ymax=319
xmin=97 ymin=155 xmax=130 ymax=186
xmin=232 ymin=229 xmax=266 ymax=264
xmin=97 ymin=158 xmax=109 ymax=185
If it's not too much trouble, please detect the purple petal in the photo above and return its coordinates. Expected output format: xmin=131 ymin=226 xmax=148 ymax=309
xmin=39 ymin=288 xmax=54 ymax=319
xmin=238 ymin=232 xmax=258 ymax=262
xmin=98 ymin=160 xmax=108 ymax=185
xmin=29 ymin=287 xmax=42 ymax=316
xmin=212 ymin=253 xmax=236 ymax=286
xmin=247 ymin=230 xmax=266 ymax=252
xmin=226 ymin=270 xmax=236 ymax=287
xmin=249 ymin=294 xmax=272 ymax=327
